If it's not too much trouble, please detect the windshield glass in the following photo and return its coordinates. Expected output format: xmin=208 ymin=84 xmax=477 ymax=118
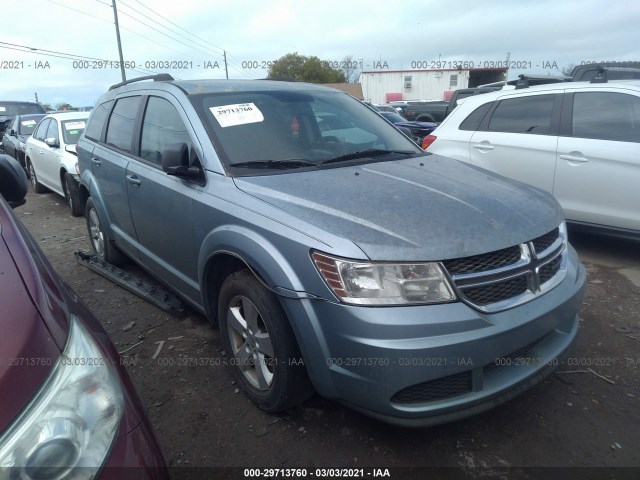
xmin=0 ymin=103 xmax=45 ymax=116
xmin=61 ymin=119 xmax=87 ymax=144
xmin=191 ymin=89 xmax=422 ymax=174
xmin=18 ymin=115 xmax=46 ymax=135
xmin=380 ymin=112 xmax=406 ymax=123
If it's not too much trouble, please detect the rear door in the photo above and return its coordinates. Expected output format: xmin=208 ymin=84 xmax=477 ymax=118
xmin=469 ymin=92 xmax=562 ymax=193
xmin=125 ymin=94 xmax=202 ymax=302
xmin=92 ymin=96 xmax=143 ymax=258
xmin=554 ymin=89 xmax=640 ymax=231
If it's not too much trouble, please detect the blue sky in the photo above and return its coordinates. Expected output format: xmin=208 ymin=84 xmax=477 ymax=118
xmin=3 ymin=0 xmax=639 ymax=107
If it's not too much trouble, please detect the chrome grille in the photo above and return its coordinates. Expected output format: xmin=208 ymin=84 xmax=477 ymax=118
xmin=443 ymin=225 xmax=567 ymax=312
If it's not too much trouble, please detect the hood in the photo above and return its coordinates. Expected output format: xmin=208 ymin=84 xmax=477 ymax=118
xmin=233 ymin=155 xmax=564 ymax=261
xmin=0 ymin=218 xmax=59 ymax=431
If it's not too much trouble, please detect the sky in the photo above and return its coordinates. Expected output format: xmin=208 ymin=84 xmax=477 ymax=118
xmin=2 ymin=0 xmax=639 ymax=108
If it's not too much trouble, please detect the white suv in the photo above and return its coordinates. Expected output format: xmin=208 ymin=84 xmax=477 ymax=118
xmin=423 ymin=79 xmax=640 ymax=240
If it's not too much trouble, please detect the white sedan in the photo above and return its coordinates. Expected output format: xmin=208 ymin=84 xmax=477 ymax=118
xmin=24 ymin=111 xmax=90 ymax=216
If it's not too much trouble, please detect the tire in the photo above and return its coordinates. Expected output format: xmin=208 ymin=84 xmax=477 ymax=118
xmin=27 ymin=160 xmax=47 ymax=193
xmin=218 ymin=270 xmax=313 ymax=411
xmin=416 ymin=114 xmax=436 ymax=123
xmin=65 ymin=173 xmax=83 ymax=217
xmin=85 ymin=197 xmax=127 ymax=265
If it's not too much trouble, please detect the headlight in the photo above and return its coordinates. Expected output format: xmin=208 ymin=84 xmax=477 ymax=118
xmin=0 ymin=316 xmax=124 ymax=480
xmin=312 ymin=251 xmax=456 ymax=305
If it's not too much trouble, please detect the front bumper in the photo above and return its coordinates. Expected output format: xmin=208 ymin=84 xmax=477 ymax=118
xmin=282 ymin=246 xmax=586 ymax=426
xmin=100 ymin=418 xmax=169 ymax=479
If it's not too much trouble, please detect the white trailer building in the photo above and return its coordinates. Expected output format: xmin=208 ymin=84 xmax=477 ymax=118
xmin=359 ymin=68 xmax=507 ymax=104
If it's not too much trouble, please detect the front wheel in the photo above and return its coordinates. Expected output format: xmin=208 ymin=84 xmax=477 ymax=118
xmin=218 ymin=270 xmax=313 ymax=411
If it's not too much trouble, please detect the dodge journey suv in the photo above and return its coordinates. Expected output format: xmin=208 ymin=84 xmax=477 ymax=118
xmin=77 ymin=74 xmax=586 ymax=426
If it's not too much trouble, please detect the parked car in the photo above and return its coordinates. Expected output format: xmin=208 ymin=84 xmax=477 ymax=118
xmin=378 ymin=111 xmax=436 ymax=144
xmin=2 ymin=114 xmax=46 ymax=171
xmin=24 ymin=112 xmax=90 ymax=216
xmin=374 ymin=104 xmax=400 ymax=114
xmin=0 ymin=155 xmax=168 ymax=478
xmin=77 ymin=74 xmax=586 ymax=426
xmin=0 ymin=101 xmax=46 ymax=153
xmin=423 ymin=79 xmax=640 ymax=241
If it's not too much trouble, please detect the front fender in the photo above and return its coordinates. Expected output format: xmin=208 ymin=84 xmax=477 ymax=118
xmin=198 ymin=224 xmax=308 ymax=295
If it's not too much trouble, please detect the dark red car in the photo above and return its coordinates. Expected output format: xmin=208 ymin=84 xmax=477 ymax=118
xmin=0 ymin=155 xmax=168 ymax=479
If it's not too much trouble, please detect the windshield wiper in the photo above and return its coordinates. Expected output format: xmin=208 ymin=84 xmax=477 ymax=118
xmin=318 ymin=149 xmax=419 ymax=165
xmin=228 ymin=159 xmax=317 ymax=169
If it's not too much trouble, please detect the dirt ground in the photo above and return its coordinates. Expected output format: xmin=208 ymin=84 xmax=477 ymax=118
xmin=17 ymin=189 xmax=640 ymax=479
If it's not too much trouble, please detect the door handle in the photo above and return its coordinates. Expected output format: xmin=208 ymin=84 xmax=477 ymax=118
xmin=126 ymin=175 xmax=141 ymax=187
xmin=559 ymin=154 xmax=588 ymax=163
xmin=91 ymin=157 xmax=101 ymax=167
xmin=473 ymin=142 xmax=494 ymax=151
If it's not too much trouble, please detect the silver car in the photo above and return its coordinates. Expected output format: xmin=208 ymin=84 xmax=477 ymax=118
xmin=77 ymin=75 xmax=586 ymax=426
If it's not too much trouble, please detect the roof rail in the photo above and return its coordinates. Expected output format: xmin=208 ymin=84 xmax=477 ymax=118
xmin=590 ymin=68 xmax=608 ymax=83
xmin=514 ymin=74 xmax=529 ymax=89
xmin=108 ymin=73 xmax=174 ymax=91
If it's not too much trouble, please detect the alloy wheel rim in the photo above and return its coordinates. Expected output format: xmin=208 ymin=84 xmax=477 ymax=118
xmin=226 ymin=295 xmax=275 ymax=390
xmin=88 ymin=209 xmax=105 ymax=258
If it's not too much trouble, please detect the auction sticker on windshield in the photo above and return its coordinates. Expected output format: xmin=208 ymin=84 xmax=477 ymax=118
xmin=65 ymin=121 xmax=86 ymax=130
xmin=21 ymin=120 xmax=37 ymax=126
xmin=210 ymin=103 xmax=264 ymax=128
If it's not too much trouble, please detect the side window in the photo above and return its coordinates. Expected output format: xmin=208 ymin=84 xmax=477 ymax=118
xmin=46 ymin=119 xmax=59 ymax=142
xmin=139 ymin=97 xmax=191 ymax=165
xmin=33 ymin=119 xmax=50 ymax=141
xmin=106 ymin=96 xmax=141 ymax=153
xmin=487 ymin=95 xmax=555 ymax=134
xmin=85 ymin=100 xmax=114 ymax=140
xmin=572 ymin=92 xmax=640 ymax=143
xmin=459 ymin=102 xmax=493 ymax=131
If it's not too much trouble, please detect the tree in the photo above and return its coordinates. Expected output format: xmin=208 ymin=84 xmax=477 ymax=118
xmin=267 ymin=53 xmax=346 ymax=83
xmin=56 ymin=103 xmax=74 ymax=111
xmin=340 ymin=55 xmax=361 ymax=83
xmin=39 ymin=103 xmax=52 ymax=112
xmin=561 ymin=63 xmax=576 ymax=77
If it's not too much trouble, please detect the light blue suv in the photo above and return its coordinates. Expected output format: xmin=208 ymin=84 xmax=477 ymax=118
xmin=77 ymin=74 xmax=586 ymax=426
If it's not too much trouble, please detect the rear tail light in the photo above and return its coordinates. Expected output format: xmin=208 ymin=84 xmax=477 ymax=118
xmin=421 ymin=135 xmax=437 ymax=150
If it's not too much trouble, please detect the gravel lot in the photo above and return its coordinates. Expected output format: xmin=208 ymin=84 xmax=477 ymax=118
xmin=16 ymin=189 xmax=640 ymax=479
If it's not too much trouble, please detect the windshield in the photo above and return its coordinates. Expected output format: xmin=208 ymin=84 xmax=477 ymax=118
xmin=0 ymin=103 xmax=46 ymax=117
xmin=61 ymin=119 xmax=87 ymax=144
xmin=191 ymin=89 xmax=423 ymax=175
xmin=18 ymin=115 xmax=46 ymax=135
xmin=380 ymin=112 xmax=407 ymax=123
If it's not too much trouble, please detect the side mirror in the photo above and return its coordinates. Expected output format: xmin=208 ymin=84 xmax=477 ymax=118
xmin=0 ymin=154 xmax=28 ymax=208
xmin=9 ymin=129 xmax=17 ymax=137
xmin=162 ymin=143 xmax=201 ymax=179
xmin=44 ymin=137 xmax=59 ymax=148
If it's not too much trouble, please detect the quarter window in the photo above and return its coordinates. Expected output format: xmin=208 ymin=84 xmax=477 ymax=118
xmin=85 ymin=100 xmax=114 ymax=141
xmin=572 ymin=92 xmax=640 ymax=143
xmin=106 ymin=96 xmax=141 ymax=153
xmin=487 ymin=95 xmax=555 ymax=134
xmin=139 ymin=97 xmax=190 ymax=165
xmin=460 ymin=102 xmax=493 ymax=131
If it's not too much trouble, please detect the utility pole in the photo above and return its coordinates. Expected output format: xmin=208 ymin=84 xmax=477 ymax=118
xmin=34 ymin=92 xmax=39 ymax=103
xmin=224 ymin=50 xmax=229 ymax=79
xmin=112 ymin=0 xmax=126 ymax=82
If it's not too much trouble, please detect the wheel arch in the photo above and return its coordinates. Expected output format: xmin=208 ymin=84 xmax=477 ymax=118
xmin=199 ymin=226 xmax=308 ymax=327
